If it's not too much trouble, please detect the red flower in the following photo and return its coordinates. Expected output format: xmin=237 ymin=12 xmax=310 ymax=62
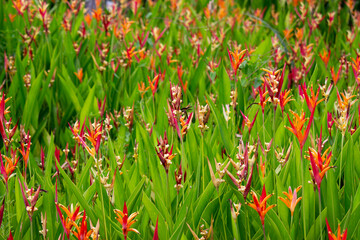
xmin=114 ymin=202 xmax=139 ymax=240
xmin=326 ymin=219 xmax=347 ymax=240
xmin=247 ymin=185 xmax=276 ymax=226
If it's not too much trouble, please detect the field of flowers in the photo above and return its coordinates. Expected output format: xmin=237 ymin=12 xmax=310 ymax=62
xmin=1 ymin=0 xmax=360 ymax=239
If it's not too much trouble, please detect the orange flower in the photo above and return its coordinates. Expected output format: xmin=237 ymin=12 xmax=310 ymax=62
xmin=71 ymin=211 xmax=94 ymax=240
xmin=326 ymin=219 xmax=347 ymax=240
xmin=286 ymin=110 xmax=313 ymax=152
xmin=227 ymin=47 xmax=247 ymax=76
xmin=92 ymin=8 xmax=102 ymax=22
xmin=138 ymin=82 xmax=149 ymax=98
xmin=278 ymin=89 xmax=293 ymax=114
xmin=8 ymin=14 xmax=16 ymax=22
xmin=240 ymin=110 xmax=258 ymax=135
xmin=84 ymin=13 xmax=92 ymax=26
xmin=74 ymin=68 xmax=83 ymax=83
xmin=257 ymin=84 xmax=268 ymax=114
xmin=114 ymin=202 xmax=139 ymax=240
xmin=247 ymin=185 xmax=276 ymax=226
xmin=278 ymin=186 xmax=302 ymax=216
xmin=301 ymin=83 xmax=323 ymax=113
xmin=121 ymin=18 xmax=135 ymax=36
xmin=19 ymin=137 xmax=31 ymax=169
xmin=336 ymin=90 xmax=356 ymax=112
xmin=0 ymin=149 xmax=19 ymax=185
xmin=295 ymin=28 xmax=304 ymax=41
xmin=283 ymin=29 xmax=293 ymax=41
xmin=148 ymin=75 xmax=159 ymax=97
xmin=319 ymin=49 xmax=330 ymax=67
xmin=330 ymin=64 xmax=342 ymax=85
xmin=307 ymin=131 xmax=333 ymax=192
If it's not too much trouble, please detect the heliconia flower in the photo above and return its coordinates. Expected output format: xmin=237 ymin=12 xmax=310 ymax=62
xmin=227 ymin=47 xmax=247 ymax=76
xmin=301 ymin=83 xmax=323 ymax=113
xmin=97 ymin=96 xmax=106 ymax=118
xmin=319 ymin=49 xmax=330 ymax=67
xmin=69 ymin=120 xmax=86 ymax=146
xmin=179 ymin=112 xmax=193 ymax=137
xmin=92 ymin=8 xmax=102 ymax=23
xmin=153 ymin=218 xmax=159 ymax=240
xmin=275 ymin=143 xmax=292 ymax=166
xmin=283 ymin=29 xmax=293 ymax=41
xmin=336 ymin=90 xmax=356 ymax=112
xmin=240 ymin=110 xmax=258 ymax=135
xmin=138 ymin=82 xmax=150 ymax=98
xmin=114 ymin=202 xmax=139 ymax=240
xmin=328 ymin=12 xmax=336 ymax=27
xmin=330 ymin=64 xmax=342 ymax=85
xmin=278 ymin=89 xmax=293 ymax=114
xmin=39 ymin=212 xmax=48 ymax=239
xmin=166 ymin=102 xmax=181 ymax=138
xmin=148 ymin=75 xmax=160 ymax=97
xmin=174 ymin=164 xmax=186 ymax=193
xmin=257 ymin=84 xmax=268 ymax=115
xmin=12 ymin=0 xmax=28 ymax=16
xmin=351 ymin=55 xmax=360 ymax=85
xmin=279 ymin=186 xmax=302 ymax=216
xmin=187 ymin=217 xmax=214 ymax=240
xmin=156 ymin=131 xmax=176 ymax=174
xmin=230 ymin=199 xmax=242 ymax=221
xmin=74 ymin=68 xmax=83 ymax=83
xmin=227 ymin=143 xmax=253 ymax=200
xmin=319 ymin=80 xmax=333 ymax=102
xmin=222 ymin=104 xmax=231 ymax=122
xmin=327 ymin=112 xmax=335 ymax=136
xmin=307 ymin=131 xmax=333 ymax=192
xmin=19 ymin=131 xmax=31 ymax=170
xmin=258 ymin=138 xmax=273 ymax=157
xmin=69 ymin=121 xmax=95 ymax=159
xmin=84 ymin=119 xmax=103 ymax=154
xmin=0 ymin=149 xmax=19 ymax=186
xmin=169 ymin=83 xmax=183 ymax=116
xmin=40 ymin=146 xmax=45 ymax=172
xmin=208 ymin=158 xmax=226 ymax=190
xmin=195 ymin=99 xmax=210 ymax=133
xmin=7 ymin=231 xmax=13 ymax=240
xmin=261 ymin=64 xmax=286 ymax=108
xmin=55 ymin=180 xmax=82 ymax=239
xmin=177 ymin=65 xmax=188 ymax=93
xmin=286 ymin=109 xmax=314 ymax=152
xmin=0 ymin=198 xmax=5 ymax=228
xmin=152 ymin=27 xmax=166 ymax=44
xmin=247 ymin=185 xmax=276 ymax=226
xmin=123 ymin=104 xmax=135 ymax=131
xmin=19 ymin=180 xmax=41 ymax=222
xmin=346 ymin=30 xmax=356 ymax=45
xmin=326 ymin=219 xmax=347 ymax=240
xmin=71 ymin=211 xmax=94 ymax=240
xmin=258 ymin=156 xmax=266 ymax=178
xmin=135 ymin=31 xmax=150 ymax=48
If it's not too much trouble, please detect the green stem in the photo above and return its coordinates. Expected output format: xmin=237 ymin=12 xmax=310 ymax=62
xmin=31 ymin=219 xmax=33 ymax=240
xmin=318 ymin=190 xmax=323 ymax=240
xmin=339 ymin=134 xmax=345 ymax=189
xmin=96 ymin=158 xmax=108 ymax=240
xmin=201 ymin=135 xmax=205 ymax=192
xmin=7 ymin=185 xmax=10 ymax=238
xmin=262 ymin=222 xmax=266 ymax=240
xmin=262 ymin=113 xmax=266 ymax=161
xmin=301 ymin=151 xmax=307 ymax=240
xmin=245 ymin=210 xmax=250 ymax=240
xmin=218 ymin=191 xmax=227 ymax=239
xmin=166 ymin=173 xmax=171 ymax=212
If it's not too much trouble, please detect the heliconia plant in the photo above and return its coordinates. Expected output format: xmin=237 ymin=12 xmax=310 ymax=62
xmin=2 ymin=0 xmax=360 ymax=239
